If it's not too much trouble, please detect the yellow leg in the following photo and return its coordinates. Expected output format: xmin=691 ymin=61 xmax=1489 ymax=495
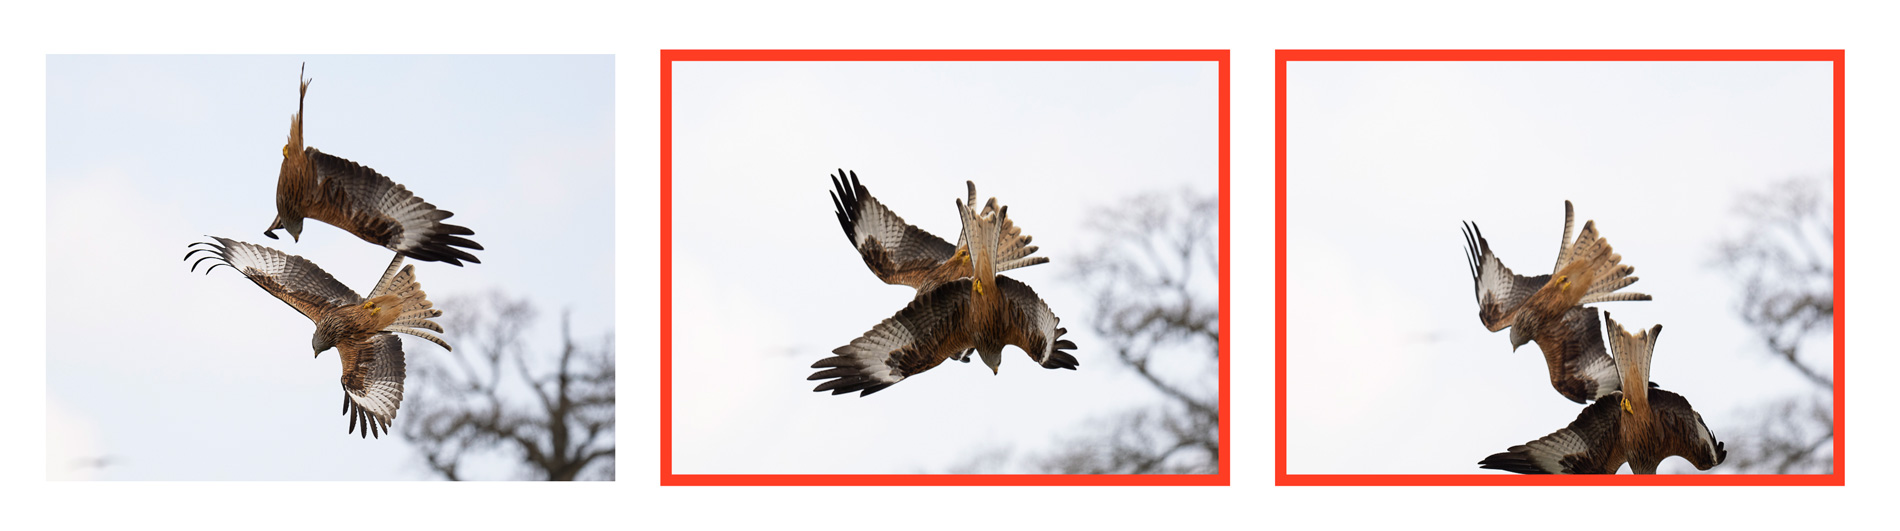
xmin=1620 ymin=396 xmax=1632 ymax=414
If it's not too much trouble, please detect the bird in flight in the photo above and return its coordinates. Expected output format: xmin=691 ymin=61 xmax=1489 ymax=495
xmin=1463 ymin=200 xmax=1651 ymax=403
xmin=829 ymin=169 xmax=1048 ymax=295
xmin=187 ymin=236 xmax=450 ymax=437
xmin=810 ymin=181 xmax=1076 ymax=396
xmin=264 ymin=64 xmax=484 ymax=266
xmin=1478 ymin=313 xmax=1727 ymax=474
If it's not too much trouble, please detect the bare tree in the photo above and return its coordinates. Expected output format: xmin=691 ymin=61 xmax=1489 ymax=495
xmin=949 ymin=188 xmax=1220 ymax=474
xmin=1705 ymin=177 xmax=1833 ymax=474
xmin=401 ymin=291 xmax=615 ymax=480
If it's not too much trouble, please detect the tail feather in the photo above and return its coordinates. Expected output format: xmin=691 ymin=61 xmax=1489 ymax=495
xmin=1561 ymin=217 xmax=1652 ymax=304
xmin=388 ymin=327 xmax=451 ymax=352
xmin=365 ymin=253 xmax=451 ymax=351
xmin=1552 ymin=200 xmax=1576 ymax=271
xmin=1604 ymin=312 xmax=1659 ymax=408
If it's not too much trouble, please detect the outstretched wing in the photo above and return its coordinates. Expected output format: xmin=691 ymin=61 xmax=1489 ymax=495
xmin=186 ymin=236 xmax=360 ymax=323
xmin=1533 ymin=307 xmax=1623 ymax=404
xmin=809 ymin=279 xmax=975 ymax=397
xmin=996 ymin=275 xmax=1078 ymax=370
xmin=1480 ymin=392 xmax=1626 ymax=474
xmin=297 ymin=149 xmax=483 ymax=265
xmin=1649 ymin=388 xmax=1728 ymax=471
xmin=338 ymin=332 xmax=407 ymax=439
xmin=1463 ymin=221 xmax=1550 ymax=332
xmin=829 ymin=169 xmax=959 ymax=288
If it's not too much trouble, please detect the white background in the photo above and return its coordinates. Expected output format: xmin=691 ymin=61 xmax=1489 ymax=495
xmin=4 ymin=0 xmax=1896 ymax=528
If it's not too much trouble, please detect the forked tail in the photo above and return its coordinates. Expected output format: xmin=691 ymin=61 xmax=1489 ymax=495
xmin=366 ymin=253 xmax=451 ymax=351
xmin=1603 ymin=312 xmax=1659 ymax=411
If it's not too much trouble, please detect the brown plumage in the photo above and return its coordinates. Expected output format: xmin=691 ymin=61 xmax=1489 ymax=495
xmin=186 ymin=236 xmax=451 ymax=438
xmin=809 ymin=199 xmax=1077 ymax=397
xmin=264 ymin=64 xmax=484 ymax=266
xmin=1463 ymin=200 xmax=1652 ymax=403
xmin=1478 ymin=314 xmax=1726 ymax=474
xmin=829 ymin=169 xmax=1047 ymax=295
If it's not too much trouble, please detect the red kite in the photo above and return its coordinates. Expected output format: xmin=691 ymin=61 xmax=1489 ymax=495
xmin=187 ymin=237 xmax=450 ymax=437
xmin=1478 ymin=313 xmax=1726 ymax=474
xmin=264 ymin=65 xmax=483 ymax=266
xmin=810 ymin=197 xmax=1076 ymax=396
xmin=1463 ymin=201 xmax=1651 ymax=403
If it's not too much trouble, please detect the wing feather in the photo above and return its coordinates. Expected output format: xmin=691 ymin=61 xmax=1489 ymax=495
xmin=809 ymin=279 xmax=975 ymax=396
xmin=1463 ymin=221 xmax=1549 ymax=332
xmin=1649 ymin=388 xmax=1729 ymax=471
xmin=830 ymin=169 xmax=960 ymax=288
xmin=300 ymin=149 xmax=483 ymax=265
xmin=185 ymin=237 xmax=360 ymax=323
xmin=996 ymin=275 xmax=1078 ymax=370
xmin=1480 ymin=393 xmax=1625 ymax=474
xmin=339 ymin=333 xmax=406 ymax=439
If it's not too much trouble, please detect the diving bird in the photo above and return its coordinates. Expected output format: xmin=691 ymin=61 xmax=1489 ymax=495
xmin=829 ymin=169 xmax=1048 ymax=296
xmin=809 ymin=197 xmax=1077 ymax=396
xmin=264 ymin=64 xmax=484 ymax=266
xmin=186 ymin=236 xmax=451 ymax=438
xmin=1477 ymin=314 xmax=1726 ymax=474
xmin=1463 ymin=200 xmax=1651 ymax=403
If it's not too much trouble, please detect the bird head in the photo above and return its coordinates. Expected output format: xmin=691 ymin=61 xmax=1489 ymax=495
xmin=979 ymin=349 xmax=1002 ymax=375
xmin=284 ymin=216 xmax=305 ymax=242
xmin=311 ymin=330 xmax=334 ymax=357
xmin=1508 ymin=325 xmax=1531 ymax=352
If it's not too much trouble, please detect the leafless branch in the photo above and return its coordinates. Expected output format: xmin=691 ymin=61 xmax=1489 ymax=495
xmin=1706 ymin=177 xmax=1834 ymax=474
xmin=400 ymin=291 xmax=615 ymax=480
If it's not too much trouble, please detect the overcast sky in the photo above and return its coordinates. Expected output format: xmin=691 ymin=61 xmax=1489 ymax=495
xmin=669 ymin=61 xmax=1218 ymax=473
xmin=45 ymin=55 xmax=614 ymax=480
xmin=1284 ymin=61 xmax=1833 ymax=474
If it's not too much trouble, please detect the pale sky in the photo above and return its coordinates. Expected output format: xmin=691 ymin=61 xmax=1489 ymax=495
xmin=669 ymin=61 xmax=1218 ymax=473
xmin=1284 ymin=61 xmax=1833 ymax=474
xmin=45 ymin=55 xmax=615 ymax=480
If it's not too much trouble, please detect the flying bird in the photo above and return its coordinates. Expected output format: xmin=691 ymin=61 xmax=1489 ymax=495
xmin=264 ymin=64 xmax=484 ymax=266
xmin=1477 ymin=314 xmax=1726 ymax=474
xmin=1463 ymin=200 xmax=1651 ymax=403
xmin=830 ymin=169 xmax=1048 ymax=296
xmin=186 ymin=236 xmax=451 ymax=438
xmin=809 ymin=196 xmax=1077 ymax=396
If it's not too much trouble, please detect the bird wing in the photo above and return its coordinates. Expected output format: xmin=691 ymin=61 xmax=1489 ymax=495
xmin=298 ymin=149 xmax=483 ymax=265
xmin=1463 ymin=221 xmax=1550 ymax=332
xmin=186 ymin=237 xmax=361 ymax=323
xmin=996 ymin=275 xmax=1078 ymax=370
xmin=1649 ymin=388 xmax=1729 ymax=471
xmin=829 ymin=169 xmax=960 ymax=289
xmin=1534 ymin=306 xmax=1623 ymax=404
xmin=1479 ymin=392 xmax=1626 ymax=474
xmin=809 ymin=279 xmax=976 ymax=396
xmin=338 ymin=332 xmax=407 ymax=439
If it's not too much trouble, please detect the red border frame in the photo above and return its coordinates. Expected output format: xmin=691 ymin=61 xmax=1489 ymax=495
xmin=1274 ymin=49 xmax=1846 ymax=486
xmin=661 ymin=50 xmax=1230 ymax=486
